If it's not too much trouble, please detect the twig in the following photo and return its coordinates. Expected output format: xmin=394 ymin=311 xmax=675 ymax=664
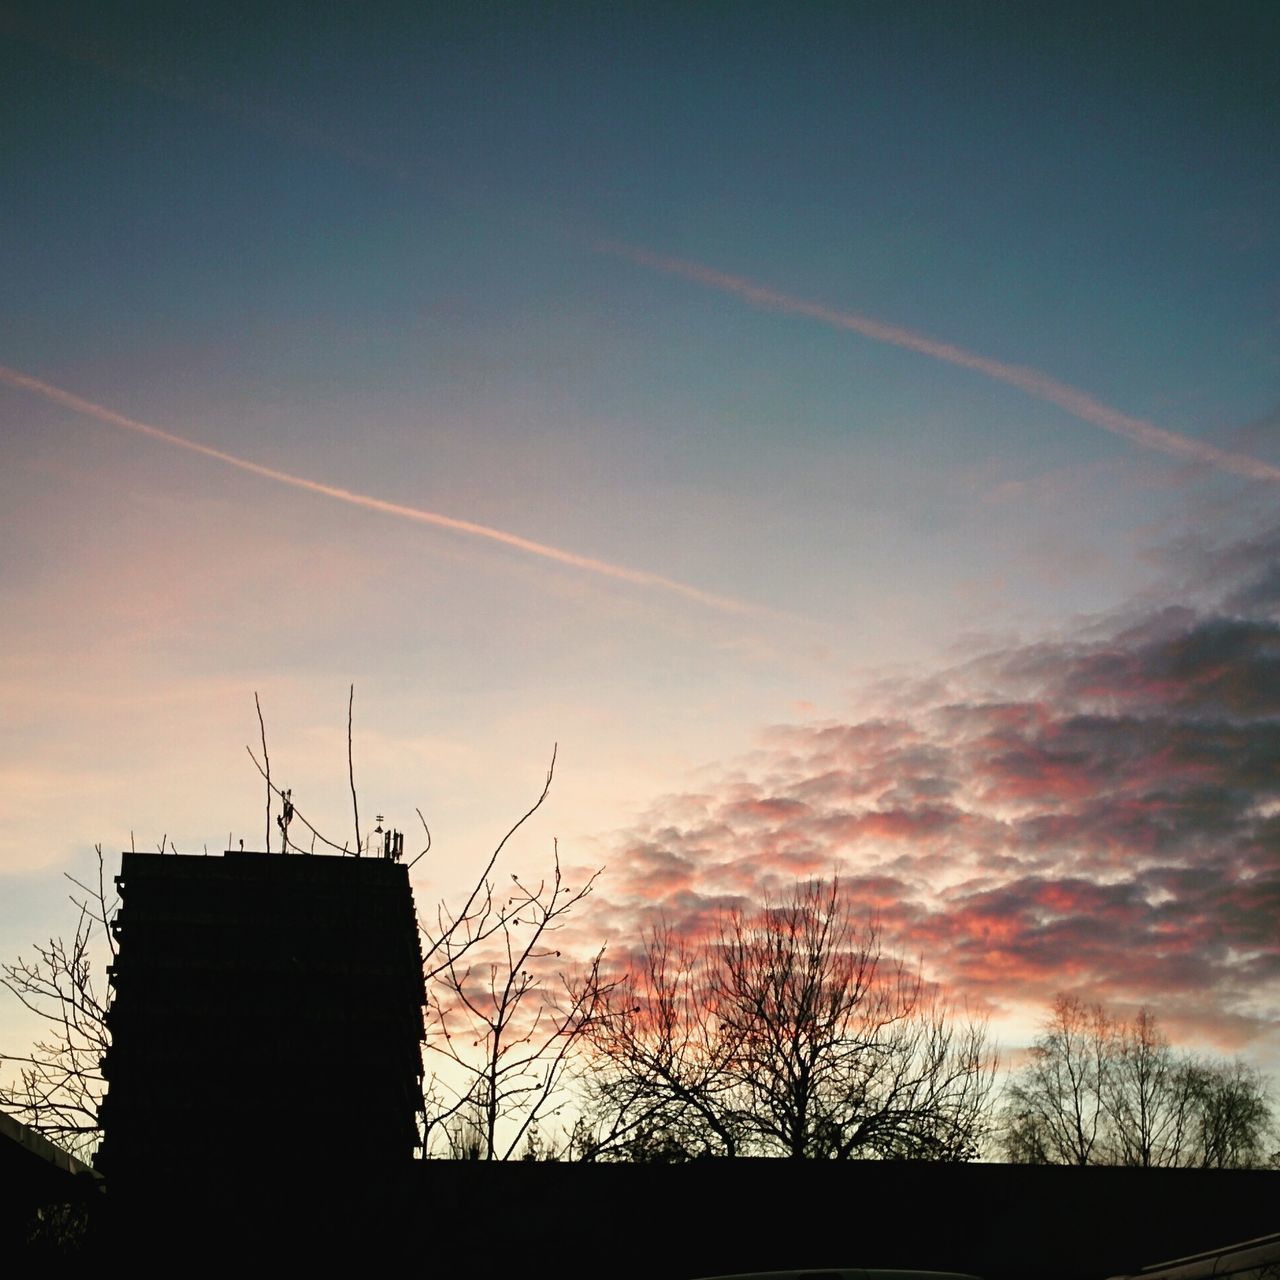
xmin=348 ymin=683 xmax=361 ymax=856
xmin=406 ymin=808 xmax=433 ymax=870
xmin=426 ymin=744 xmax=557 ymax=964
xmin=255 ymin=691 xmax=271 ymax=853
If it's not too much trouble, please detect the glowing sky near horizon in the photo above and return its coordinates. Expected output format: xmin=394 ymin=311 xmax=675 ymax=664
xmin=2 ymin=3 xmax=1278 ymax=1078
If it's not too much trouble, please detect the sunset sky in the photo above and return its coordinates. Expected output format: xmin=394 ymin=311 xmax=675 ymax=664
xmin=2 ymin=3 xmax=1277 ymax=1078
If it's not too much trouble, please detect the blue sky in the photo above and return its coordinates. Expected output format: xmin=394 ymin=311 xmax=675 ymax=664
xmin=2 ymin=2 xmax=1277 ymax=1073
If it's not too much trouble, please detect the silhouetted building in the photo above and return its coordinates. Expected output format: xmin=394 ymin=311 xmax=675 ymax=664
xmin=96 ymin=850 xmax=424 ymax=1183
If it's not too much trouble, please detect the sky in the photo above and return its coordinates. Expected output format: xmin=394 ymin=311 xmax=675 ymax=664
xmin=2 ymin=2 xmax=1278 ymax=1079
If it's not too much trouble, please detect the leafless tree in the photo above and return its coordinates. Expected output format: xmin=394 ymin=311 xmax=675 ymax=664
xmin=1101 ymin=1007 xmax=1200 ymax=1168
xmin=572 ymin=921 xmax=744 ymax=1161
xmin=420 ymin=748 xmax=612 ymax=1159
xmin=0 ymin=847 xmax=117 ymax=1161
xmin=1188 ymin=1058 xmax=1277 ymax=1169
xmin=578 ymin=878 xmax=997 ymax=1160
xmin=1000 ymin=993 xmax=1112 ymax=1165
xmin=1001 ymin=996 xmax=1276 ymax=1168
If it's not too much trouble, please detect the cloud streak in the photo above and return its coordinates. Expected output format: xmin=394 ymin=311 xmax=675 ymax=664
xmin=0 ymin=364 xmax=755 ymax=614
xmin=600 ymin=242 xmax=1280 ymax=485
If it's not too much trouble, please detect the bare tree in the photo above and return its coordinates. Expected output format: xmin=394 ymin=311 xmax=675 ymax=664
xmin=1183 ymin=1057 xmax=1276 ymax=1169
xmin=421 ymin=749 xmax=611 ymax=1159
xmin=579 ymin=878 xmax=997 ymax=1161
xmin=573 ymin=921 xmax=744 ymax=1161
xmin=1101 ymin=1007 xmax=1199 ymax=1168
xmin=0 ymin=847 xmax=117 ymax=1161
xmin=1000 ymin=994 xmax=1111 ymax=1165
xmin=1001 ymin=996 xmax=1276 ymax=1168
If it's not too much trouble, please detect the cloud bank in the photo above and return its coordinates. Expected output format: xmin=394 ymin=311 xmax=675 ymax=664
xmin=595 ymin=529 xmax=1280 ymax=1050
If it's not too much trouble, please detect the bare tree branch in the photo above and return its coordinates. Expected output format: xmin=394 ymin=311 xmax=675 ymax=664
xmin=406 ymin=807 xmax=432 ymax=870
xmin=419 ymin=744 xmax=557 ymax=979
xmin=348 ymin=683 xmax=361 ymax=856
xmin=255 ymin=690 xmax=272 ymax=853
xmin=419 ymin=760 xmax=611 ymax=1160
xmin=0 ymin=846 xmax=116 ymax=1161
xmin=579 ymin=877 xmax=997 ymax=1161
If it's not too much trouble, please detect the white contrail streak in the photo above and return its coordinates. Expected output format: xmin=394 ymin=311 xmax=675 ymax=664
xmin=0 ymin=364 xmax=756 ymax=614
xmin=600 ymin=242 xmax=1280 ymax=484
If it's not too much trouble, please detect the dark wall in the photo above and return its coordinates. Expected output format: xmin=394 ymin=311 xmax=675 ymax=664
xmin=89 ymin=1158 xmax=1279 ymax=1275
xmin=408 ymin=1160 xmax=1279 ymax=1280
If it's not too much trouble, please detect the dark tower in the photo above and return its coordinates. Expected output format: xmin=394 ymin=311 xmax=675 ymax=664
xmin=97 ymin=849 xmax=425 ymax=1187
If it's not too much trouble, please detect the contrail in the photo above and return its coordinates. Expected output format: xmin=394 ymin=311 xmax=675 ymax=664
xmin=10 ymin=15 xmax=1270 ymax=486
xmin=599 ymin=242 xmax=1280 ymax=485
xmin=0 ymin=365 xmax=756 ymax=615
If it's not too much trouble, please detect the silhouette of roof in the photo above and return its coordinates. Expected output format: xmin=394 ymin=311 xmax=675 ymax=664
xmin=1110 ymin=1232 xmax=1280 ymax=1280
xmin=0 ymin=1110 xmax=99 ymax=1188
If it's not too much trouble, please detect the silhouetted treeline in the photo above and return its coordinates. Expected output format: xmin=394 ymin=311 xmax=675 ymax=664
xmin=1000 ymin=995 xmax=1275 ymax=1169
xmin=565 ymin=878 xmax=997 ymax=1161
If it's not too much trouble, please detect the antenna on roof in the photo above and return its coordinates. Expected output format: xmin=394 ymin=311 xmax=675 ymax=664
xmin=276 ymin=789 xmax=294 ymax=854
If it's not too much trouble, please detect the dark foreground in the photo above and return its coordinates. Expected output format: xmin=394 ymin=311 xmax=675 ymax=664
xmin=13 ymin=1158 xmax=1279 ymax=1277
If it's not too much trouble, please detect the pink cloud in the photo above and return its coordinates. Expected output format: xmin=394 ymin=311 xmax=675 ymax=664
xmin=589 ymin=534 xmax=1280 ymax=1050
